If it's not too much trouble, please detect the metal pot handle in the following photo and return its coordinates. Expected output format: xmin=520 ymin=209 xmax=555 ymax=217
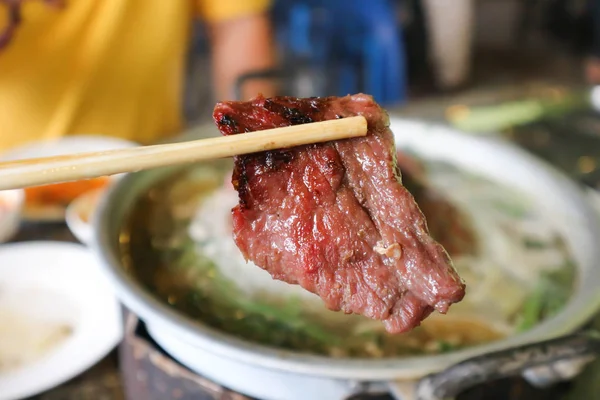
xmin=387 ymin=330 xmax=600 ymax=400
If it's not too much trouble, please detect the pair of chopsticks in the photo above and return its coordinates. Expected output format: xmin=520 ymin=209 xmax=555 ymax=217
xmin=0 ymin=116 xmax=367 ymax=190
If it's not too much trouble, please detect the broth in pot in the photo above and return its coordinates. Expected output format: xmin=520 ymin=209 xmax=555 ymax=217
xmin=119 ymin=153 xmax=576 ymax=358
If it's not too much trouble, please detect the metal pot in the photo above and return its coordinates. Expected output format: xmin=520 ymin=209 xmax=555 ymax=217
xmin=92 ymin=118 xmax=600 ymax=400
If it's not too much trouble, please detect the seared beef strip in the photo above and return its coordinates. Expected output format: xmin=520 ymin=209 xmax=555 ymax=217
xmin=212 ymin=94 xmax=465 ymax=333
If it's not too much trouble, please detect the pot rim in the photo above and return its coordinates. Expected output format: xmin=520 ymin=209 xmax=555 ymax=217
xmin=93 ymin=118 xmax=600 ymax=381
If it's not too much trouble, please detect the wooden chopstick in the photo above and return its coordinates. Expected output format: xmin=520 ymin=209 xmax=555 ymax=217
xmin=0 ymin=116 xmax=367 ymax=190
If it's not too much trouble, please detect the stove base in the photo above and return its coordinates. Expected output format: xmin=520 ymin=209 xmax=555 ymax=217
xmin=118 ymin=311 xmax=571 ymax=400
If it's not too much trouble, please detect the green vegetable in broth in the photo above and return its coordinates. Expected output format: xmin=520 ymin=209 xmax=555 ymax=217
xmin=516 ymin=263 xmax=575 ymax=332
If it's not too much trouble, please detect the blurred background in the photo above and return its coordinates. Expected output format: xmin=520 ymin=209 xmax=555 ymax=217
xmin=3 ymin=1 xmax=600 ymax=400
xmin=3 ymin=0 xmax=600 ymax=177
xmin=184 ymin=0 xmax=600 ymax=188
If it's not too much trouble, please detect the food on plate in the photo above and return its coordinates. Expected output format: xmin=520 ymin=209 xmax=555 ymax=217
xmin=24 ymin=177 xmax=110 ymax=208
xmin=0 ymin=287 xmax=73 ymax=373
xmin=0 ymin=311 xmax=72 ymax=373
xmin=21 ymin=177 xmax=110 ymax=221
xmin=119 ymin=152 xmax=576 ymax=358
xmin=211 ymin=94 xmax=465 ymax=333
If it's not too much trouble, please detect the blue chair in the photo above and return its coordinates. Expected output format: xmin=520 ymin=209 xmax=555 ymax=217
xmin=272 ymin=0 xmax=407 ymax=105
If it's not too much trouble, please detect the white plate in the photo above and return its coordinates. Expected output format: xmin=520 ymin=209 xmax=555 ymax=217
xmin=0 ymin=136 xmax=138 ymax=222
xmin=0 ymin=242 xmax=123 ymax=400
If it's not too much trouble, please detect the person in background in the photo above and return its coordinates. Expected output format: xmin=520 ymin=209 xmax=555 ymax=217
xmin=0 ymin=0 xmax=276 ymax=152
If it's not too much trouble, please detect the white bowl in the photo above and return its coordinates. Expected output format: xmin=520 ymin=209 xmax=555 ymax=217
xmin=66 ymin=188 xmax=104 ymax=246
xmin=0 ymin=190 xmax=24 ymax=243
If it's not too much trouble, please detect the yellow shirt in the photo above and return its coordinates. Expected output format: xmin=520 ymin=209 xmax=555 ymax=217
xmin=0 ymin=0 xmax=270 ymax=152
